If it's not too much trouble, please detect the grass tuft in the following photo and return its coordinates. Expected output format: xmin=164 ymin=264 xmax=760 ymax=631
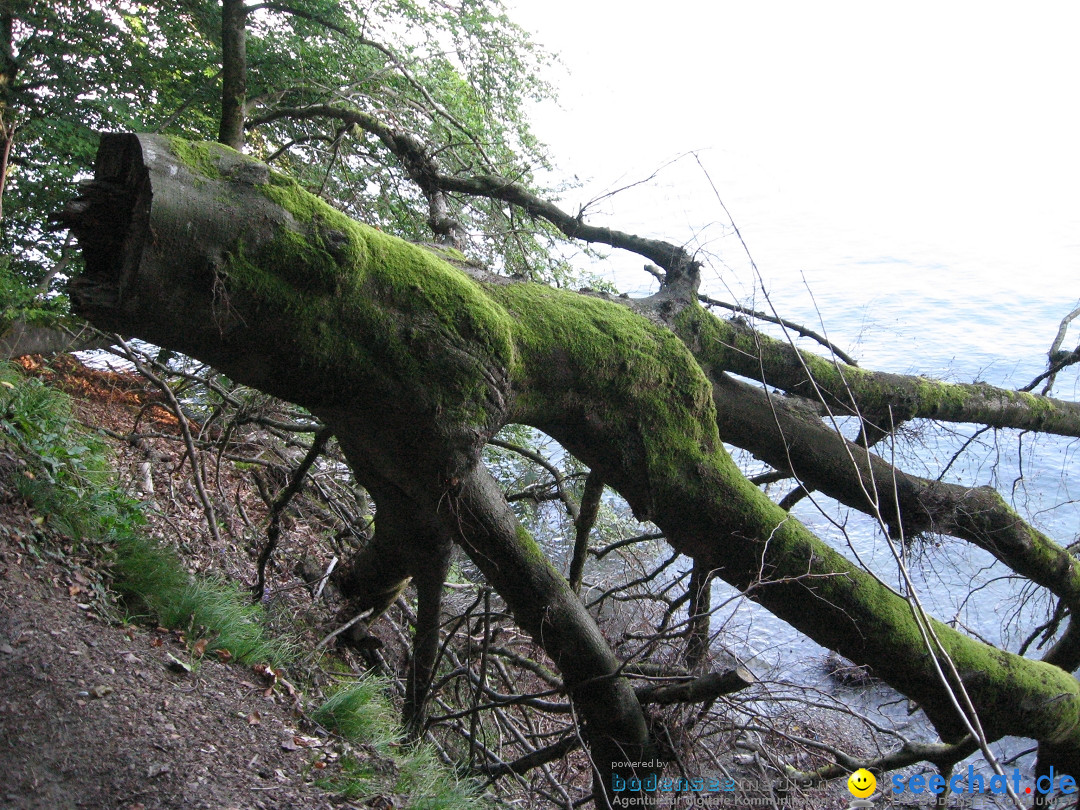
xmin=313 ymin=681 xmax=486 ymax=809
xmin=312 ymin=679 xmax=401 ymax=751
xmin=0 ymin=360 xmax=291 ymax=666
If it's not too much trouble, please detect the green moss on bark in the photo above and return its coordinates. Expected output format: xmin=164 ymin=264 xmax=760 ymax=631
xmin=165 ymin=137 xmax=226 ymax=181
xmin=209 ymin=164 xmax=518 ymax=432
xmin=485 ymin=284 xmax=723 ymax=516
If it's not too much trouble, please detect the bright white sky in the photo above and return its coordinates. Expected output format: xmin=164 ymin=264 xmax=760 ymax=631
xmin=510 ymin=2 xmax=1080 ymax=308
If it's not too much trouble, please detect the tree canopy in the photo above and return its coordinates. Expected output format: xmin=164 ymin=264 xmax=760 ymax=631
xmin=8 ymin=1 xmax=1080 ymax=808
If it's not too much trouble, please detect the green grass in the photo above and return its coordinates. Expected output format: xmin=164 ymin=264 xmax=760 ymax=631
xmin=313 ymin=681 xmax=486 ymax=809
xmin=0 ymin=361 xmax=291 ymax=666
xmin=110 ymin=531 xmax=294 ymax=666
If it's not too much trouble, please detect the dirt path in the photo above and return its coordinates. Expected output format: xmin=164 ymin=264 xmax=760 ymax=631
xmin=0 ymin=508 xmax=347 ymax=810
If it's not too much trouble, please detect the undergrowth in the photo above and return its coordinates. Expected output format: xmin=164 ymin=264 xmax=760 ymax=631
xmin=0 ymin=358 xmax=483 ymax=808
xmin=0 ymin=359 xmax=288 ymax=665
xmin=313 ymin=681 xmax=486 ymax=809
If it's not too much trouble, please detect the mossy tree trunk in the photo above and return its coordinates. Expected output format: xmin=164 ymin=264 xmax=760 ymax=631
xmin=62 ymin=134 xmax=1080 ymax=806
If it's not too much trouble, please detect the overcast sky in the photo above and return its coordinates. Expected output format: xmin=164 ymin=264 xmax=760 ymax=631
xmin=509 ymin=2 xmax=1080 ymax=315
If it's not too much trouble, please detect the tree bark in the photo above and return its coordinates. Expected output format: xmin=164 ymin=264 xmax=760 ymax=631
xmin=0 ymin=319 xmax=113 ymax=359
xmin=569 ymin=469 xmax=603 ymax=593
xmin=61 ymin=134 xmax=1080 ymax=798
xmin=682 ymin=311 xmax=1080 ymax=438
xmin=701 ymin=371 xmax=1080 ymax=670
xmin=684 ymin=562 xmax=713 ymax=671
xmin=219 ymin=0 xmax=247 ymax=151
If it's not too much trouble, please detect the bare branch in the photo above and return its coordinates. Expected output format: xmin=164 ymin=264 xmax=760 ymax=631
xmin=635 ymin=667 xmax=756 ymax=705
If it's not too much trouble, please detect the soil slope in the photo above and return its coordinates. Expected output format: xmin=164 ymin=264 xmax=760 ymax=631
xmin=0 ymin=509 xmax=346 ymax=810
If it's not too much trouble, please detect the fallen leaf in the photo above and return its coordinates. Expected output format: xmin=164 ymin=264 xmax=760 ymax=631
xmin=192 ymin=638 xmax=208 ymax=658
xmin=247 ymin=711 xmax=261 ymax=725
xmin=216 ymin=648 xmax=232 ymax=663
xmin=280 ymin=737 xmax=299 ymax=751
xmin=253 ymin=662 xmax=278 ymax=689
xmin=164 ymin=653 xmax=192 ymax=674
xmin=312 ymin=760 xmax=326 ymax=770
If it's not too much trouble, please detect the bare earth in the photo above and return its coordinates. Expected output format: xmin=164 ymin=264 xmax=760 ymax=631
xmin=0 ymin=499 xmax=347 ymax=810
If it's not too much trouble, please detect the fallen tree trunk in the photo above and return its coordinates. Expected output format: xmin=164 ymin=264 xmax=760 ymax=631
xmin=61 ymin=134 xmax=1080 ymax=802
xmin=0 ymin=318 xmax=113 ymax=359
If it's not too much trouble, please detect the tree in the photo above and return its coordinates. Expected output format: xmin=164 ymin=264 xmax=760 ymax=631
xmin=21 ymin=1 xmax=1080 ymax=807
xmin=61 ymin=132 xmax=1080 ymax=807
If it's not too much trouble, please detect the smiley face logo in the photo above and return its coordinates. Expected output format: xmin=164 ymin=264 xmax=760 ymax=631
xmin=847 ymin=768 xmax=876 ymax=798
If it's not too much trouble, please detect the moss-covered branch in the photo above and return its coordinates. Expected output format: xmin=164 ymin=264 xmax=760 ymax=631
xmin=701 ymin=371 xmax=1080 ymax=665
xmin=677 ymin=309 xmax=1080 ymax=438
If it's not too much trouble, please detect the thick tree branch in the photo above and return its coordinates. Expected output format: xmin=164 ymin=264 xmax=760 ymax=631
xmin=634 ymin=667 xmax=755 ymax=705
xmin=569 ymin=469 xmax=604 ymax=593
xmin=702 ymin=373 xmax=1080 ymax=643
xmin=0 ymin=318 xmax=113 ymax=358
xmin=247 ymin=104 xmax=699 ymax=286
xmin=678 ymin=309 xmax=1080 ymax=438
